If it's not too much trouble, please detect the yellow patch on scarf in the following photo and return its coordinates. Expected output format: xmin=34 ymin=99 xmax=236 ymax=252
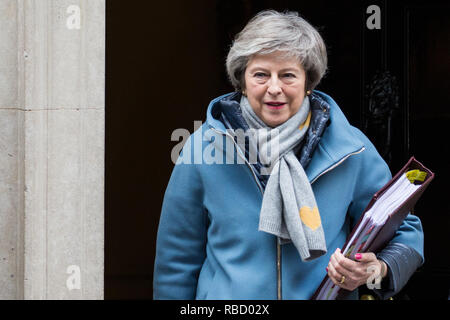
xmin=299 ymin=206 xmax=321 ymax=231
xmin=299 ymin=111 xmax=312 ymax=131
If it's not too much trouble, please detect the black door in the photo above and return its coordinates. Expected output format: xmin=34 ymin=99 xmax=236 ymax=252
xmin=106 ymin=0 xmax=450 ymax=299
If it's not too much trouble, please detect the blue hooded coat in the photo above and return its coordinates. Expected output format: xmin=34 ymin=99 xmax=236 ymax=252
xmin=153 ymin=91 xmax=424 ymax=300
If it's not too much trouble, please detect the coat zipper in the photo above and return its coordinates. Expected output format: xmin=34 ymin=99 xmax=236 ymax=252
xmin=210 ymin=127 xmax=364 ymax=300
xmin=310 ymin=147 xmax=366 ymax=185
xmin=210 ymin=128 xmax=283 ymax=298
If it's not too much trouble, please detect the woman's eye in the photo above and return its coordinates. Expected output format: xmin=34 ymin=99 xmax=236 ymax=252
xmin=283 ymin=73 xmax=296 ymax=78
xmin=254 ymin=72 xmax=267 ymax=78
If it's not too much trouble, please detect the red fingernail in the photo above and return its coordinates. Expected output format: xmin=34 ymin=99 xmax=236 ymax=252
xmin=326 ymin=267 xmax=328 ymax=272
xmin=355 ymin=253 xmax=362 ymax=260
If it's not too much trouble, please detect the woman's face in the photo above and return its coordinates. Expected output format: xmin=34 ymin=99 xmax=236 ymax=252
xmin=244 ymin=51 xmax=307 ymax=127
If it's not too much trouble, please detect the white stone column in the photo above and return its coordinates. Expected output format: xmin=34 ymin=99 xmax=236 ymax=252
xmin=0 ymin=0 xmax=105 ymax=299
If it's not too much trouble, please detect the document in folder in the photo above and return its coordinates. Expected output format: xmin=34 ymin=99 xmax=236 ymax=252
xmin=313 ymin=156 xmax=434 ymax=300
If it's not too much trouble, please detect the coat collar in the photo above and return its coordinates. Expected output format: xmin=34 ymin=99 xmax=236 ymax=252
xmin=205 ymin=91 xmax=366 ymax=182
xmin=305 ymin=91 xmax=366 ymax=183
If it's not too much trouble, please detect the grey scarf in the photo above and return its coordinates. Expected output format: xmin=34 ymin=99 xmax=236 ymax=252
xmin=240 ymin=96 xmax=327 ymax=261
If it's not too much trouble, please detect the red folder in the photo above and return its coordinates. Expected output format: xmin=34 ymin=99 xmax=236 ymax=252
xmin=311 ymin=156 xmax=435 ymax=300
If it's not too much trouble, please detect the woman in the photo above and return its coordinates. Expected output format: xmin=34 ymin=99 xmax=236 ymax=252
xmin=153 ymin=10 xmax=424 ymax=300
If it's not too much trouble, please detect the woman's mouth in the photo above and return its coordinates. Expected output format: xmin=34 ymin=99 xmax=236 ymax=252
xmin=265 ymin=102 xmax=287 ymax=110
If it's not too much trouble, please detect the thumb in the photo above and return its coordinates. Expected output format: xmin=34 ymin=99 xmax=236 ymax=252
xmin=354 ymin=252 xmax=377 ymax=263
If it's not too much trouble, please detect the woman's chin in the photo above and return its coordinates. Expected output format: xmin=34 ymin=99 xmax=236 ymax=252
xmin=263 ymin=116 xmax=288 ymax=127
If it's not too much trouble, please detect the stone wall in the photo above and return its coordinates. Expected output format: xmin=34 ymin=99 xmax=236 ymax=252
xmin=0 ymin=0 xmax=104 ymax=299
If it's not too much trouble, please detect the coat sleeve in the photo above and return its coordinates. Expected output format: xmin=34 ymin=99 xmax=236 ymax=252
xmin=153 ymin=145 xmax=208 ymax=300
xmin=347 ymin=128 xmax=424 ymax=298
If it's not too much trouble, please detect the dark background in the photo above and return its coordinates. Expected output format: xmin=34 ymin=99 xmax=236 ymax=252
xmin=105 ymin=0 xmax=450 ymax=299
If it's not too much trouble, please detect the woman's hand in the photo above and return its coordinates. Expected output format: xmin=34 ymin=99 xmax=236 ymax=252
xmin=326 ymin=248 xmax=388 ymax=291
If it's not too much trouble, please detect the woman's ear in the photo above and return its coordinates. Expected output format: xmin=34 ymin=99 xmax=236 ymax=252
xmin=304 ymin=73 xmax=311 ymax=95
xmin=240 ymin=72 xmax=247 ymax=96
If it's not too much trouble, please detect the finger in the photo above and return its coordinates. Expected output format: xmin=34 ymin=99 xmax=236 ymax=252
xmin=332 ymin=252 xmax=369 ymax=285
xmin=354 ymin=252 xmax=378 ymax=263
xmin=329 ymin=253 xmax=349 ymax=278
xmin=331 ymin=250 xmax=360 ymax=276
xmin=327 ymin=261 xmax=352 ymax=290
xmin=327 ymin=258 xmax=342 ymax=283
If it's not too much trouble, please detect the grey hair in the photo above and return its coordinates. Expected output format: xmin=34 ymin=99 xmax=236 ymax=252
xmin=226 ymin=10 xmax=328 ymax=92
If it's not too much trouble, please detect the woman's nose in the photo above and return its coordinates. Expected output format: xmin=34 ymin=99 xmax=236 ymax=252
xmin=267 ymin=76 xmax=282 ymax=95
